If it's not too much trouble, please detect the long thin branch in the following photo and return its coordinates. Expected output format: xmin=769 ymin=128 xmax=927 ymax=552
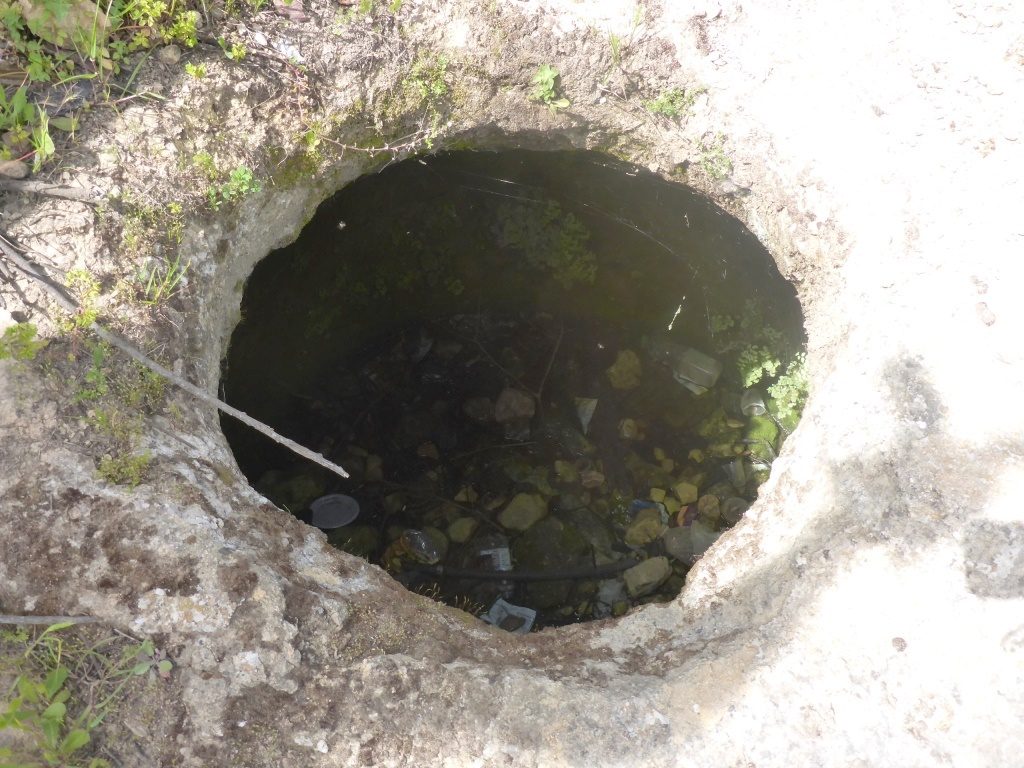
xmin=0 ymin=235 xmax=349 ymax=479
xmin=0 ymin=614 xmax=99 ymax=626
xmin=0 ymin=179 xmax=100 ymax=204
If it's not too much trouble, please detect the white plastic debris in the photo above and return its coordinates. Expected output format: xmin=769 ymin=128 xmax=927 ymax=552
xmin=482 ymin=598 xmax=536 ymax=634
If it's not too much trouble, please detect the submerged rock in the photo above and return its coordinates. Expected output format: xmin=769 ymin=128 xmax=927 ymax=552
xmin=672 ymin=481 xmax=699 ymax=505
xmin=447 ymin=517 xmax=479 ymax=543
xmin=625 ymin=508 xmax=666 ymax=547
xmin=662 ymin=526 xmax=692 ymax=562
xmin=606 ymin=349 xmax=642 ymax=390
xmin=623 ymin=557 xmax=672 ymax=597
xmin=494 ymin=387 xmax=536 ymax=422
xmin=498 ymin=493 xmax=548 ymax=531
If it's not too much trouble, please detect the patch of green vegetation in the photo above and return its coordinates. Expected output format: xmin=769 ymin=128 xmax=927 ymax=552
xmin=63 ymin=269 xmax=102 ymax=330
xmin=97 ymin=451 xmax=152 ymax=487
xmin=405 ymin=53 xmax=449 ymax=102
xmin=0 ymin=322 xmax=47 ymax=361
xmin=497 ymin=200 xmax=597 ymax=288
xmin=74 ymin=342 xmax=110 ymax=402
xmin=217 ymin=36 xmax=246 ymax=61
xmin=121 ymin=196 xmax=184 ymax=259
xmin=207 ymin=165 xmax=260 ymax=210
xmin=0 ymin=622 xmax=172 ymax=767
xmin=699 ymin=133 xmax=733 ymax=180
xmin=337 ymin=0 xmax=374 ymax=23
xmin=644 ymin=87 xmax=702 ymax=119
xmin=736 ymin=345 xmax=781 ymax=388
xmin=709 ymin=313 xmax=735 ymax=333
xmin=184 ymin=61 xmax=206 ymax=78
xmin=0 ymin=0 xmax=205 ymax=167
xmin=114 ymin=362 xmax=166 ymax=412
xmin=608 ymin=32 xmax=623 ymax=67
xmin=768 ymin=352 xmax=808 ymax=424
xmin=139 ymin=254 xmax=190 ymax=305
xmin=402 ymin=52 xmax=451 ymax=147
xmin=191 ymin=150 xmax=218 ymax=180
xmin=531 ymin=64 xmax=570 ymax=113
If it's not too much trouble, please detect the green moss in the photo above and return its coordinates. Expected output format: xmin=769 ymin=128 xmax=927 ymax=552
xmin=98 ymin=451 xmax=152 ymax=488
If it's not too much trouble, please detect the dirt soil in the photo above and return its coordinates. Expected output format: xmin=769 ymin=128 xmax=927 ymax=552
xmin=2 ymin=0 xmax=1023 ymax=766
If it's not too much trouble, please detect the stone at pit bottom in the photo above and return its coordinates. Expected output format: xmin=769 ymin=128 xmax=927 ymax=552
xmin=447 ymin=517 xmax=479 ymax=543
xmin=673 ymin=481 xmax=699 ymax=505
xmin=662 ymin=526 xmax=692 ymax=562
xmin=625 ymin=509 xmax=666 ymax=547
xmin=623 ymin=557 xmax=672 ymax=597
xmin=606 ymin=350 xmax=642 ymax=389
xmin=498 ymin=493 xmax=548 ymax=531
xmin=494 ymin=388 xmax=536 ymax=422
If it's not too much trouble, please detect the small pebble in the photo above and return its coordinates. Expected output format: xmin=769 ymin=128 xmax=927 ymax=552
xmin=158 ymin=44 xmax=182 ymax=65
xmin=0 ymin=160 xmax=29 ymax=179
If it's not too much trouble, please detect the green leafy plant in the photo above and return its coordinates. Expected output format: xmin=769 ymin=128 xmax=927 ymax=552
xmin=644 ymin=87 xmax=701 ymax=119
xmin=699 ymin=133 xmax=733 ymax=180
xmin=405 ymin=53 xmax=449 ymax=102
xmin=736 ymin=344 xmax=780 ymax=388
xmin=184 ymin=61 xmax=206 ymax=78
xmin=75 ymin=342 xmax=110 ymax=402
xmin=768 ymin=352 xmax=809 ymax=423
xmin=0 ymin=322 xmax=47 ymax=361
xmin=0 ymin=622 xmax=173 ymax=767
xmin=97 ymin=450 xmax=152 ymax=486
xmin=64 ymin=269 xmax=102 ymax=329
xmin=608 ymin=32 xmax=622 ymax=67
xmin=139 ymin=254 xmax=190 ymax=305
xmin=217 ymin=36 xmax=246 ymax=61
xmin=531 ymin=64 xmax=570 ymax=113
xmin=207 ymin=165 xmax=260 ymax=209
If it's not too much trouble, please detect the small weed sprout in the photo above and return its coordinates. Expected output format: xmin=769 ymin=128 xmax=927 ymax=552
xmin=98 ymin=451 xmax=152 ymax=487
xmin=0 ymin=323 xmax=47 ymax=361
xmin=644 ymin=87 xmax=701 ymax=119
xmin=531 ymin=64 xmax=570 ymax=113
xmin=140 ymin=255 xmax=190 ymax=305
xmin=184 ymin=62 xmax=206 ymax=78
xmin=218 ymin=37 xmax=247 ymax=61
xmin=64 ymin=269 xmax=102 ymax=329
xmin=768 ymin=353 xmax=809 ymax=423
xmin=0 ymin=622 xmax=173 ymax=766
xmin=699 ymin=133 xmax=733 ymax=180
xmin=75 ymin=342 xmax=110 ymax=402
xmin=736 ymin=344 xmax=781 ymax=389
xmin=402 ymin=53 xmax=451 ymax=146
xmin=208 ymin=166 xmax=260 ymax=209
xmin=609 ymin=32 xmax=622 ymax=66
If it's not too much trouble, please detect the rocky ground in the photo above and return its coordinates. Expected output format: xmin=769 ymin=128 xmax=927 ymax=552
xmin=1 ymin=0 xmax=1023 ymax=765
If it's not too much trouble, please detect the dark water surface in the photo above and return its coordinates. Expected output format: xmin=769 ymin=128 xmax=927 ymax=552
xmin=221 ymin=150 xmax=804 ymax=626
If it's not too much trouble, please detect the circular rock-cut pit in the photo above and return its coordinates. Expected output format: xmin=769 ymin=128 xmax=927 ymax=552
xmin=220 ymin=149 xmax=806 ymax=631
xmin=1 ymin=0 xmax=1022 ymax=765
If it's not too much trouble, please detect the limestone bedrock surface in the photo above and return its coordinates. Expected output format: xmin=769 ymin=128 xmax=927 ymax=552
xmin=1 ymin=0 xmax=1023 ymax=766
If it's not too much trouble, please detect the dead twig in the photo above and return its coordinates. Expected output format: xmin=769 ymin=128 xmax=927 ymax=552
xmin=534 ymin=321 xmax=563 ymax=404
xmin=0 ymin=614 xmax=100 ymax=626
xmin=0 ymin=234 xmax=350 ymax=480
xmin=0 ymin=179 xmax=100 ymax=204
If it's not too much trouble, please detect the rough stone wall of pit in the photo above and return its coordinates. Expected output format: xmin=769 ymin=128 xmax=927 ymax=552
xmin=2 ymin=1 xmax=1023 ymax=766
